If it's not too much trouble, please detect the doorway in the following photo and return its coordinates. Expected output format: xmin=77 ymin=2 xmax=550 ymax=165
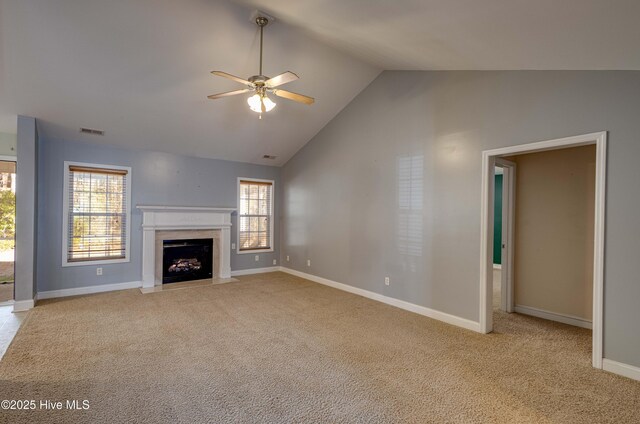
xmin=0 ymin=157 xmax=16 ymax=305
xmin=492 ymin=159 xmax=516 ymax=314
xmin=480 ymin=132 xmax=606 ymax=369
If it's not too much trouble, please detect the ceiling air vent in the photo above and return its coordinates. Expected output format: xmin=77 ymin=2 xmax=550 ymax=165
xmin=80 ymin=127 xmax=105 ymax=136
xmin=263 ymin=155 xmax=277 ymax=160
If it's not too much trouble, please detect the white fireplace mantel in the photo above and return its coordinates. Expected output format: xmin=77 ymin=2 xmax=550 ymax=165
xmin=137 ymin=205 xmax=236 ymax=288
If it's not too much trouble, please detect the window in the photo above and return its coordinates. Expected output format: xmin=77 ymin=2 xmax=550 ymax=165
xmin=0 ymin=160 xmax=16 ymax=193
xmin=238 ymin=178 xmax=273 ymax=253
xmin=62 ymin=162 xmax=131 ymax=266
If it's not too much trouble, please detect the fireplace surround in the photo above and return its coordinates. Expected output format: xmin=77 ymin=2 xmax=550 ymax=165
xmin=137 ymin=205 xmax=235 ymax=289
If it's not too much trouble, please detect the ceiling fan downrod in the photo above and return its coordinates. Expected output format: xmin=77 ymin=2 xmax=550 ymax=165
xmin=256 ymin=16 xmax=268 ymax=77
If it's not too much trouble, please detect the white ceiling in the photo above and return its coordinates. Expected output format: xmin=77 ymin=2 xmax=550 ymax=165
xmin=1 ymin=1 xmax=639 ymax=165
xmin=0 ymin=0 xmax=380 ymax=165
xmin=236 ymin=0 xmax=640 ymax=70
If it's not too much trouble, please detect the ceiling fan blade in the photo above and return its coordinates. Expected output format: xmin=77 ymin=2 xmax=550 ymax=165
xmin=265 ymin=71 xmax=299 ymax=88
xmin=207 ymin=88 xmax=251 ymax=100
xmin=273 ymin=89 xmax=315 ymax=105
xmin=211 ymin=71 xmax=252 ymax=86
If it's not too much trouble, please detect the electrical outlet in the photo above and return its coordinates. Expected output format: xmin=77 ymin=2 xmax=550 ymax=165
xmin=231 ymin=242 xmax=236 ymax=250
xmin=273 ymin=259 xmax=277 ymax=265
xmin=255 ymin=255 xmax=259 ymax=262
xmin=96 ymin=267 xmax=103 ymax=276
xmin=307 ymin=259 xmax=311 ymax=267
xmin=384 ymin=277 xmax=390 ymax=286
xmin=286 ymin=255 xmax=290 ymax=262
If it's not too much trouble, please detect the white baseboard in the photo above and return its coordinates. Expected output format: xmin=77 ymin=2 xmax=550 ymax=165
xmin=13 ymin=298 xmax=35 ymax=312
xmin=37 ymin=268 xmax=281 ymax=300
xmin=493 ymin=264 xmax=502 ymax=270
xmin=280 ymin=267 xmax=481 ymax=333
xmin=514 ymin=304 xmax=592 ymax=329
xmin=603 ymin=358 xmax=640 ymax=382
xmin=37 ymin=281 xmax=142 ymax=300
xmin=231 ymin=266 xmax=280 ymax=276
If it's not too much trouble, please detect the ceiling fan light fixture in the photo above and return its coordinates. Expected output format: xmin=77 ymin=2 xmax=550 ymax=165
xmin=247 ymin=93 xmax=261 ymax=113
xmin=262 ymin=95 xmax=276 ymax=112
xmin=247 ymin=93 xmax=276 ymax=113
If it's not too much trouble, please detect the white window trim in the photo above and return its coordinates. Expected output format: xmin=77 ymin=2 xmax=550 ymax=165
xmin=236 ymin=177 xmax=274 ymax=255
xmin=62 ymin=161 xmax=132 ymax=267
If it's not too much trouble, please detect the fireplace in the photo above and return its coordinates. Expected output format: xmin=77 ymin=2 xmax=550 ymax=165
xmin=162 ymin=238 xmax=213 ymax=284
xmin=137 ymin=205 xmax=235 ymax=289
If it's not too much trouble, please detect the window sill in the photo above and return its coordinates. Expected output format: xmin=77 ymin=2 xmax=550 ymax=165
xmin=236 ymin=248 xmax=274 ymax=255
xmin=62 ymin=257 xmax=130 ymax=267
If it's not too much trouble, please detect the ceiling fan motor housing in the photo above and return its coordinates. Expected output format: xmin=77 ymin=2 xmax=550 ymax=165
xmin=248 ymin=75 xmax=268 ymax=85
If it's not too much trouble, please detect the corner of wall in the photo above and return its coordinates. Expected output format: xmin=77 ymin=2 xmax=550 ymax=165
xmin=14 ymin=115 xmax=38 ymax=305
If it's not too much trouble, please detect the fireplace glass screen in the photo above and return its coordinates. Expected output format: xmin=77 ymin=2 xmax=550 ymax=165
xmin=162 ymin=238 xmax=213 ymax=284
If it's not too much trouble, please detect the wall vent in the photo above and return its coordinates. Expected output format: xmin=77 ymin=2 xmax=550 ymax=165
xmin=263 ymin=155 xmax=277 ymax=160
xmin=80 ymin=127 xmax=105 ymax=136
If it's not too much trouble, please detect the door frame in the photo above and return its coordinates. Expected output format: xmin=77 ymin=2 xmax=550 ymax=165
xmin=495 ymin=158 xmax=516 ymax=313
xmin=479 ymin=132 xmax=607 ymax=369
xmin=0 ymin=155 xmax=17 ymax=306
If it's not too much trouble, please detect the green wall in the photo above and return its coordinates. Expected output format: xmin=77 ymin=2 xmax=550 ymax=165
xmin=493 ymin=174 xmax=503 ymax=264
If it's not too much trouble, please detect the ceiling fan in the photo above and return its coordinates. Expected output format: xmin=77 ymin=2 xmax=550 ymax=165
xmin=207 ymin=15 xmax=314 ymax=117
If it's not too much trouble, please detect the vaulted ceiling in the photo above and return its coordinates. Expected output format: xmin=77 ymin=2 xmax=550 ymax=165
xmin=0 ymin=0 xmax=380 ymax=165
xmin=1 ymin=0 xmax=639 ymax=165
xmin=237 ymin=0 xmax=640 ymax=70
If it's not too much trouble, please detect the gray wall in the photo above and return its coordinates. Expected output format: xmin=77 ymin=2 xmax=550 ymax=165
xmin=280 ymin=71 xmax=640 ymax=368
xmin=15 ymin=116 xmax=38 ymax=302
xmin=37 ymin=136 xmax=280 ymax=292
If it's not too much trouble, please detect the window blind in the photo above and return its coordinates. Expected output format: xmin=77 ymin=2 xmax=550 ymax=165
xmin=67 ymin=165 xmax=128 ymax=262
xmin=238 ymin=180 xmax=272 ymax=251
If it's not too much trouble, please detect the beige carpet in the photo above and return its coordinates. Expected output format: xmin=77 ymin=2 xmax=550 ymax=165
xmin=0 ymin=272 xmax=638 ymax=423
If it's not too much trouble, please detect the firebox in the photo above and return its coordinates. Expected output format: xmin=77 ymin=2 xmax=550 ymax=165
xmin=162 ymin=238 xmax=213 ymax=284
